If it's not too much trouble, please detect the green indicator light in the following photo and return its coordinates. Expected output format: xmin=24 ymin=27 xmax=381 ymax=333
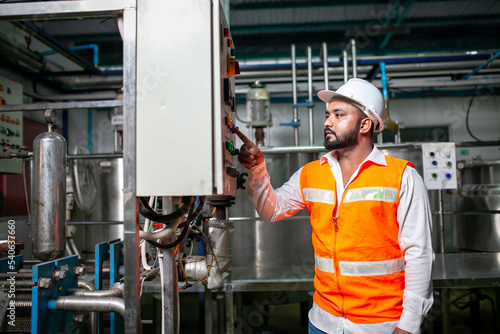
xmin=431 ymin=173 xmax=438 ymax=178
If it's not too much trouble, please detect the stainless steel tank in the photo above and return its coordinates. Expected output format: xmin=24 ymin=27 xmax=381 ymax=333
xmin=31 ymin=130 xmax=67 ymax=261
xmin=453 ymin=159 xmax=500 ymax=252
xmin=71 ymin=158 xmax=124 ymax=255
xmin=230 ymin=151 xmax=317 ymax=267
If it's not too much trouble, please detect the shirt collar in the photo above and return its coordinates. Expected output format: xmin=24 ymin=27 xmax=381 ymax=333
xmin=319 ymin=145 xmax=387 ymax=167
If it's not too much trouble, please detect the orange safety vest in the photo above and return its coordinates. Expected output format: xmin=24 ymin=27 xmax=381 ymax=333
xmin=300 ymin=155 xmax=413 ymax=324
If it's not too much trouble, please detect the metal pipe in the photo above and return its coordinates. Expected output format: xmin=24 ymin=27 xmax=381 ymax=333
xmin=78 ymin=280 xmax=98 ymax=334
xmin=67 ymin=221 xmax=124 ymax=225
xmin=0 ymin=100 xmax=123 ymax=112
xmin=351 ymin=39 xmax=357 ymax=78
xmin=438 ymin=189 xmax=445 ymax=254
xmin=76 ymin=282 xmax=123 ymax=298
xmin=160 ymin=198 xmax=179 ymax=334
xmin=48 ymin=296 xmax=125 ymax=317
xmin=343 ymin=50 xmax=349 ymax=83
xmin=68 ymin=153 xmax=123 ymax=160
xmin=322 ymin=42 xmax=329 ymax=108
xmin=12 ymin=21 xmax=100 ymax=74
xmin=291 ymin=44 xmax=299 ymax=146
xmin=307 ymin=46 xmax=314 ymax=146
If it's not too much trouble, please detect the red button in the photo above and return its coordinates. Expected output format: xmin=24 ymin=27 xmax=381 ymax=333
xmin=11 ymin=119 xmax=15 ymax=124
xmin=228 ymin=39 xmax=232 ymax=47
xmin=224 ymin=28 xmax=229 ymax=37
xmin=0 ymin=85 xmax=3 ymax=91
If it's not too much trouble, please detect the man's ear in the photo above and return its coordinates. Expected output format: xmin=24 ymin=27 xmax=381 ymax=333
xmin=359 ymin=117 xmax=373 ymax=134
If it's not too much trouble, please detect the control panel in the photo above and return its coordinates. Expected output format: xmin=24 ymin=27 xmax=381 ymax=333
xmin=0 ymin=76 xmax=23 ymax=174
xmin=136 ymin=0 xmax=239 ymax=196
xmin=421 ymin=143 xmax=457 ymax=190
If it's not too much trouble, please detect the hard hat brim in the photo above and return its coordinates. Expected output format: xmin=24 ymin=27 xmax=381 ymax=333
xmin=317 ymin=90 xmax=365 ymax=112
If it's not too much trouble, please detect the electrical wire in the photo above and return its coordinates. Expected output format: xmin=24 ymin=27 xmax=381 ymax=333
xmin=465 ymin=95 xmax=483 ymax=142
xmin=146 ymin=197 xmax=205 ymax=249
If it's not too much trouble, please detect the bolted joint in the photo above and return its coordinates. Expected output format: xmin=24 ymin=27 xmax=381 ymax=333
xmin=53 ymin=269 xmax=67 ymax=281
xmin=38 ymin=277 xmax=54 ymax=289
xmin=74 ymin=266 xmax=86 ymax=277
xmin=73 ymin=314 xmax=84 ymax=323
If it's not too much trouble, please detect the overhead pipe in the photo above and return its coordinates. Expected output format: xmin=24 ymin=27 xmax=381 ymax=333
xmin=0 ymin=34 xmax=46 ymax=71
xmin=13 ymin=21 xmax=101 ymax=74
xmin=460 ymin=51 xmax=500 ymax=80
xmin=41 ymin=44 xmax=100 ymax=67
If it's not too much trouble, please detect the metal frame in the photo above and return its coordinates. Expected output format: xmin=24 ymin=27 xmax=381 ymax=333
xmin=0 ymin=1 xmax=141 ymax=333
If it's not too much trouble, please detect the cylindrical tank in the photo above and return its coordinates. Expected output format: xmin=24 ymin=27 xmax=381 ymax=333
xmin=452 ymin=159 xmax=500 ymax=252
xmin=32 ymin=130 xmax=67 ymax=261
xmin=230 ymin=151 xmax=317 ymax=267
xmin=246 ymin=81 xmax=271 ymax=128
xmin=71 ymin=158 xmax=124 ymax=255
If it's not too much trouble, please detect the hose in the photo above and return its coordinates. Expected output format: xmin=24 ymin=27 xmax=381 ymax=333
xmin=146 ymin=197 xmax=205 ymax=249
xmin=139 ymin=196 xmax=191 ymax=223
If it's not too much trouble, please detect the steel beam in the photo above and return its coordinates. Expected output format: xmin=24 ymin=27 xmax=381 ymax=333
xmin=122 ymin=5 xmax=142 ymax=334
xmin=0 ymin=0 xmax=134 ymax=21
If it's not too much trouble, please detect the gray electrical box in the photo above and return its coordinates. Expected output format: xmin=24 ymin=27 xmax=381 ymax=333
xmin=0 ymin=76 xmax=23 ymax=174
xmin=136 ymin=0 xmax=238 ymax=196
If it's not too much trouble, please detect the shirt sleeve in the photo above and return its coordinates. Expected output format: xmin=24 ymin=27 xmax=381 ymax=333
xmin=396 ymin=166 xmax=435 ymax=333
xmin=244 ymin=162 xmax=306 ymax=222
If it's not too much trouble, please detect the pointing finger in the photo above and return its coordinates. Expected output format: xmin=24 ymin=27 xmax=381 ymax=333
xmin=234 ymin=128 xmax=251 ymax=144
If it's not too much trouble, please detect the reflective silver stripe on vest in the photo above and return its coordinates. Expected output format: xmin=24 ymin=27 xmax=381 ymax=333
xmin=315 ymin=254 xmax=335 ymax=273
xmin=303 ymin=188 xmax=336 ymax=205
xmin=343 ymin=187 xmax=398 ymax=203
xmin=339 ymin=257 xmax=405 ymax=276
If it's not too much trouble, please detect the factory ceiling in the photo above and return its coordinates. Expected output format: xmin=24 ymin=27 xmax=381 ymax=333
xmin=0 ymin=0 xmax=499 ymax=96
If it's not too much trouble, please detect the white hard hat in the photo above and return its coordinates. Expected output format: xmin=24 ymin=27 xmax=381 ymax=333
xmin=318 ymin=78 xmax=385 ymax=132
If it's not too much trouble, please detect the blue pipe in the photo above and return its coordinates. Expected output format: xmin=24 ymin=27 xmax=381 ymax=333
xmin=40 ymin=44 xmax=100 ymax=67
xmin=460 ymin=51 xmax=500 ymax=80
xmin=88 ymin=109 xmax=93 ymax=154
xmin=21 ymin=21 xmax=100 ymax=74
xmin=380 ymin=62 xmax=389 ymax=100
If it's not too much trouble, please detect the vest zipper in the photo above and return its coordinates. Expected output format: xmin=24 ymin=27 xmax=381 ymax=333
xmin=333 ymin=216 xmax=345 ymax=317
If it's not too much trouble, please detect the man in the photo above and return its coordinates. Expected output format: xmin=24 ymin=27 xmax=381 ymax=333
xmin=236 ymin=78 xmax=434 ymax=334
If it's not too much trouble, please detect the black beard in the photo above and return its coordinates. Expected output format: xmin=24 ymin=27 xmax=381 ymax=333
xmin=323 ymin=126 xmax=359 ymax=151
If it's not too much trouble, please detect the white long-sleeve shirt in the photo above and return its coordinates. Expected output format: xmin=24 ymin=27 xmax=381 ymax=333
xmin=245 ymin=146 xmax=434 ymax=334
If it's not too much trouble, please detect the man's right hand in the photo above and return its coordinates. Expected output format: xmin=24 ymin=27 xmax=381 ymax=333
xmin=235 ymin=128 xmax=264 ymax=170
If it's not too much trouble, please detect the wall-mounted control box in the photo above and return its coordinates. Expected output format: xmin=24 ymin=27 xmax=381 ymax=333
xmin=0 ymin=76 xmax=23 ymax=174
xmin=136 ymin=0 xmax=239 ymax=196
xmin=421 ymin=143 xmax=457 ymax=190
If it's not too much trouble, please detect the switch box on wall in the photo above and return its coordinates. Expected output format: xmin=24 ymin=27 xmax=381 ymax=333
xmin=421 ymin=143 xmax=457 ymax=190
xmin=0 ymin=76 xmax=23 ymax=174
xmin=136 ymin=0 xmax=239 ymax=196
